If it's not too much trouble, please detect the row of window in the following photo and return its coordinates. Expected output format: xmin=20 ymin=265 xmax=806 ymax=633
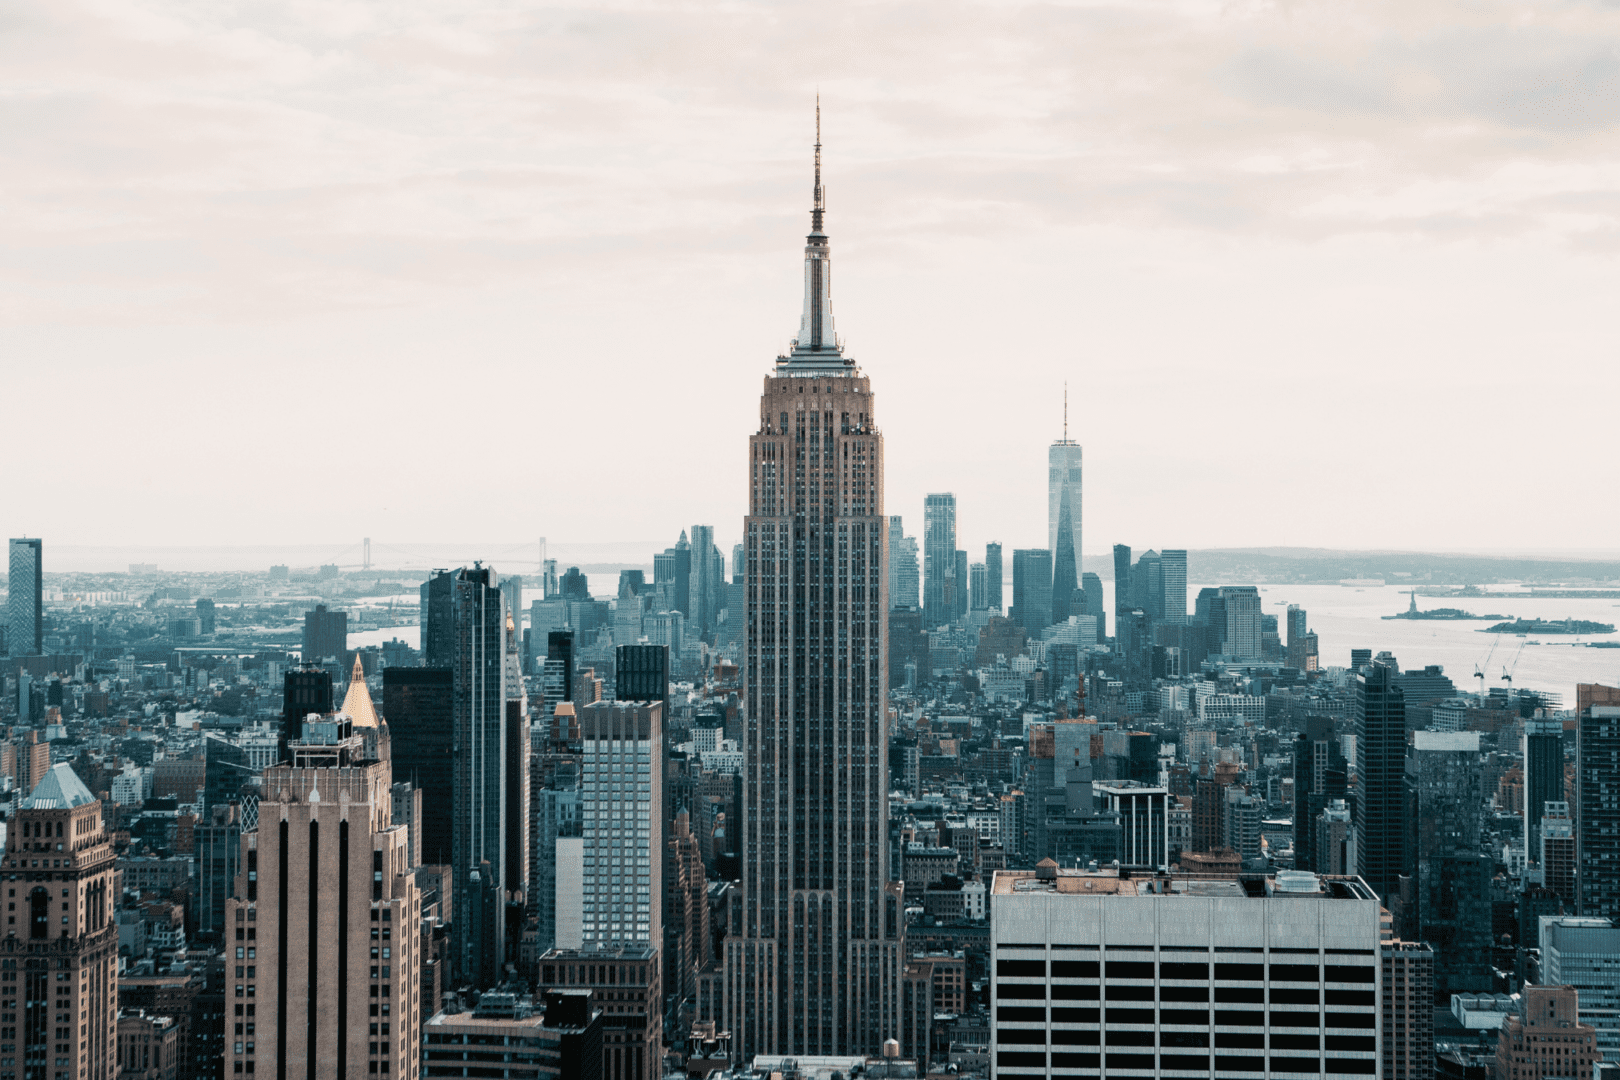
xmin=996 ymin=1006 xmax=1376 ymax=1028
xmin=995 ymin=1050 xmax=1376 ymax=1074
xmin=998 ymin=1029 xmax=1375 ymax=1051
xmin=997 ymin=958 xmax=1376 ymax=982
xmin=997 ymin=985 xmax=1375 ymax=1006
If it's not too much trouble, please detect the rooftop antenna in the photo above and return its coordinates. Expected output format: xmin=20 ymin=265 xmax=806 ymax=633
xmin=1064 ymin=382 xmax=1068 ymax=443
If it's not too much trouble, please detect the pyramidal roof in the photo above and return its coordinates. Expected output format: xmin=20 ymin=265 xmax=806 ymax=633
xmin=340 ymin=655 xmax=379 ymax=728
xmin=25 ymin=763 xmax=98 ymax=810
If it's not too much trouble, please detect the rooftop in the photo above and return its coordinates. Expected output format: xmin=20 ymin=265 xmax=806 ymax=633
xmin=24 ymin=764 xmax=98 ymax=810
xmin=991 ymin=868 xmax=1378 ymax=901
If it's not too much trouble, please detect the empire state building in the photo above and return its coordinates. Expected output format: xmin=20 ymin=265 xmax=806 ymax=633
xmin=724 ymin=107 xmax=905 ymax=1060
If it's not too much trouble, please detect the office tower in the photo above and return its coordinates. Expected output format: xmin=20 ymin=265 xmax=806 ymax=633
xmin=655 ymin=533 xmax=692 ymax=617
xmin=1293 ymin=716 xmax=1347 ymax=874
xmin=1223 ymin=788 xmax=1263 ymax=860
xmin=420 ymin=571 xmax=456 ymax=667
xmin=197 ymin=802 xmax=243 ymax=944
xmin=969 ymin=562 xmax=988 ymax=611
xmin=196 ymin=597 xmax=217 ymax=634
xmin=953 ymin=549 xmax=969 ymax=620
xmin=1538 ymin=916 xmax=1620 ymax=1060
xmin=542 ymin=558 xmax=559 ymax=599
xmin=1135 ymin=549 xmax=1162 ymax=620
xmin=923 ymin=494 xmax=957 ymax=627
xmin=666 ymin=811 xmax=712 ymax=1026
xmin=281 ymin=664 xmax=334 ymax=750
xmin=1218 ymin=586 xmax=1262 ymax=660
xmin=1048 ymin=426 xmax=1083 ymax=624
xmin=577 ymin=702 xmax=662 ymax=946
xmin=1158 ymin=549 xmax=1187 ymax=622
xmin=1494 ymin=984 xmax=1599 ymax=1080
xmin=1316 ymin=800 xmax=1352 ymax=874
xmin=1381 ymin=940 xmax=1434 ymax=1080
xmin=1404 ymin=731 xmax=1489 ymax=995
xmin=985 ymin=542 xmax=1003 ymax=613
xmin=989 ymin=866 xmax=1382 ymax=1078
xmin=559 ymin=567 xmax=591 ymax=602
xmin=6 ymin=538 xmax=43 ymax=656
xmin=1111 ymin=544 xmax=1132 ymax=625
xmin=3 ymin=764 xmax=119 ymax=1078
xmin=1540 ymin=802 xmax=1577 ymax=907
xmin=1285 ymin=605 xmax=1309 ymax=668
xmin=539 ymin=700 xmax=663 ymax=1080
xmin=1093 ymin=782 xmax=1170 ymax=869
xmin=226 ymin=715 xmax=421 ymax=1080
xmin=1193 ymin=586 xmax=1226 ymax=653
xmin=500 ymin=576 xmax=524 ymax=648
xmin=690 ymin=525 xmax=719 ymax=638
xmin=1080 ymin=572 xmax=1103 ymax=639
xmin=1355 ymin=659 xmax=1407 ymax=902
xmin=1524 ymin=716 xmax=1564 ymax=859
xmin=445 ymin=566 xmax=530 ymax=989
xmin=422 ymin=992 xmax=566 ymax=1080
xmin=1578 ymin=705 xmax=1620 ymax=920
xmin=614 ymin=644 xmax=669 ymax=716
xmin=727 ymin=115 xmax=902 ymax=1063
xmin=303 ymin=603 xmax=348 ymax=666
xmin=887 ymin=516 xmax=920 ymax=611
xmin=1011 ymin=549 xmax=1053 ymax=634
xmin=531 ymin=702 xmax=582 ymax=958
xmin=384 ymin=667 xmax=455 ymax=866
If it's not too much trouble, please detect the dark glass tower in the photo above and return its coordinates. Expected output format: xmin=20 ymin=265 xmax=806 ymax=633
xmin=1292 ymin=716 xmax=1347 ymax=874
xmin=1524 ymin=718 xmax=1564 ymax=859
xmin=5 ymin=538 xmax=43 ymax=657
xmin=1011 ymin=549 xmax=1053 ymax=633
xmin=301 ymin=603 xmax=348 ymax=665
xmin=616 ymin=643 xmax=670 ymax=715
xmin=383 ymin=666 xmax=455 ymax=865
xmin=726 ymin=106 xmax=903 ymax=1061
xmin=985 ymin=542 xmax=1003 ymax=613
xmin=1355 ymin=660 xmax=1408 ymax=902
xmin=441 ymin=565 xmax=530 ymax=988
xmin=1578 ymin=705 xmax=1620 ymax=920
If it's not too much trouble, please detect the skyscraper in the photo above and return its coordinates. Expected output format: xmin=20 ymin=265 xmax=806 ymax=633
xmin=1524 ymin=716 xmax=1564 ymax=860
xmin=953 ymin=549 xmax=969 ymax=620
xmin=1355 ymin=659 xmax=1408 ymax=902
xmin=1219 ymin=585 xmax=1263 ymax=660
xmin=1158 ymin=549 xmax=1187 ymax=622
xmin=1080 ymin=571 xmax=1103 ymax=639
xmin=923 ymin=493 xmax=957 ymax=628
xmin=6 ymin=537 xmax=43 ymax=656
xmin=303 ymin=603 xmax=348 ymax=666
xmin=985 ymin=542 xmax=1003 ymax=613
xmin=1404 ymin=731 xmax=1490 ymax=995
xmin=887 ymin=516 xmax=920 ymax=610
xmin=727 ymin=108 xmax=903 ymax=1061
xmin=690 ymin=524 xmax=720 ymax=639
xmin=1285 ymin=605 xmax=1309 ymax=668
xmin=1048 ymin=411 xmax=1082 ymax=624
xmin=440 ymin=566 xmax=530 ymax=988
xmin=227 ymin=714 xmax=421 ymax=1080
xmin=383 ymin=667 xmax=455 ymax=866
xmin=1112 ymin=543 xmax=1131 ymax=628
xmin=1579 ymin=705 xmax=1620 ymax=921
xmin=1011 ymin=549 xmax=1053 ymax=634
xmin=1293 ymin=715 xmax=1348 ymax=874
xmin=969 ymin=562 xmax=987 ymax=611
xmin=4 ymin=764 xmax=119 ymax=1079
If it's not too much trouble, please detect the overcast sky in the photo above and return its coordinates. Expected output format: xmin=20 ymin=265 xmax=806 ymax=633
xmin=5 ymin=0 xmax=1619 ymax=565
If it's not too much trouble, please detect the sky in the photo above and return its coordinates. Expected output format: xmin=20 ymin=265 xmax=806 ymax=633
xmin=4 ymin=0 xmax=1619 ymax=567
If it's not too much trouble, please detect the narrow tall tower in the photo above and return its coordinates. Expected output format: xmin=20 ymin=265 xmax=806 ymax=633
xmin=725 ymin=104 xmax=904 ymax=1061
xmin=3 ymin=764 xmax=119 ymax=1080
xmin=1048 ymin=392 xmax=1083 ymax=624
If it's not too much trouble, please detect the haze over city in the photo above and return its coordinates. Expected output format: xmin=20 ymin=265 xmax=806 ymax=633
xmin=6 ymin=0 xmax=1620 ymax=552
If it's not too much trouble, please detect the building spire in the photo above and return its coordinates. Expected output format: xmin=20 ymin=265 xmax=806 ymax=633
xmin=794 ymin=96 xmax=838 ymax=356
xmin=1064 ymin=382 xmax=1068 ymax=443
xmin=812 ymin=93 xmax=825 ymax=234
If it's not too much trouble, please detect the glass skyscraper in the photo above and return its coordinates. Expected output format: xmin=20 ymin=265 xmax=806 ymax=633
xmin=726 ymin=108 xmax=904 ymax=1061
xmin=6 ymin=538 xmax=42 ymax=657
xmin=1048 ymin=437 xmax=1082 ymax=623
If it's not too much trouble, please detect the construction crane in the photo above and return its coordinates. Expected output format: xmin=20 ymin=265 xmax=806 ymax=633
xmin=1501 ymin=639 xmax=1528 ymax=694
xmin=1475 ymin=634 xmax=1502 ymax=697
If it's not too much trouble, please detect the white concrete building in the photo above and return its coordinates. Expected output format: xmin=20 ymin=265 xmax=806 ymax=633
xmin=990 ymin=868 xmax=1382 ymax=1077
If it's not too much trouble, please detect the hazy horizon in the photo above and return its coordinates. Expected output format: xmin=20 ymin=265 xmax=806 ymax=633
xmin=5 ymin=0 xmax=1618 ymax=555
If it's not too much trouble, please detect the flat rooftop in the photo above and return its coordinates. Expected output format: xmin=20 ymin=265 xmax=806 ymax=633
xmin=992 ymin=868 xmax=1378 ymax=901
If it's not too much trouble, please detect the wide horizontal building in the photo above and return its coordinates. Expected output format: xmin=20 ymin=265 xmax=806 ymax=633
xmin=991 ymin=867 xmax=1382 ymax=1078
